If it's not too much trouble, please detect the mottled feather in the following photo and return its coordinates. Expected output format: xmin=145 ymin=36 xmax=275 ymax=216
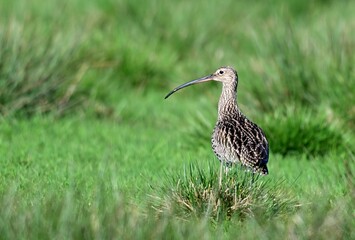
xmin=212 ymin=110 xmax=269 ymax=175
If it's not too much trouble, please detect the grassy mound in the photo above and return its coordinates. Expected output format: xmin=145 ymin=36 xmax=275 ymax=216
xmin=153 ymin=162 xmax=298 ymax=221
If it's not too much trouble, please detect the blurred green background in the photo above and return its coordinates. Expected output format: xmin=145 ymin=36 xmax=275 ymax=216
xmin=0 ymin=0 xmax=354 ymax=239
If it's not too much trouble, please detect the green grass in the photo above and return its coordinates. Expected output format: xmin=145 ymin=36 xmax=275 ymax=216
xmin=153 ymin=163 xmax=298 ymax=222
xmin=1 ymin=0 xmax=355 ymax=239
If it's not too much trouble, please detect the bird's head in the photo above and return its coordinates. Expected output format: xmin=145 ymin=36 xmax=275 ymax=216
xmin=211 ymin=66 xmax=238 ymax=84
xmin=165 ymin=66 xmax=238 ymax=99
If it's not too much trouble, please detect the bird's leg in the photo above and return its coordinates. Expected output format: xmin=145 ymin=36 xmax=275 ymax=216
xmin=218 ymin=160 xmax=223 ymax=189
xmin=251 ymin=171 xmax=260 ymax=184
xmin=224 ymin=165 xmax=230 ymax=175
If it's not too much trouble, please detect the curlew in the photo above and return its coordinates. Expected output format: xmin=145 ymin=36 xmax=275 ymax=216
xmin=165 ymin=66 xmax=269 ymax=175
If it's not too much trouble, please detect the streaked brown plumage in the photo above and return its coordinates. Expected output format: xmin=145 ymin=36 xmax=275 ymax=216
xmin=165 ymin=66 xmax=269 ymax=175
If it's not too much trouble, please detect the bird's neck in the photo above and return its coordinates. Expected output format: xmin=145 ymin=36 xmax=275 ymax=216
xmin=218 ymin=82 xmax=239 ymax=120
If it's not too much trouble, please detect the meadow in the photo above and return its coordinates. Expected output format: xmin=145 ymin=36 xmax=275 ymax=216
xmin=0 ymin=0 xmax=354 ymax=239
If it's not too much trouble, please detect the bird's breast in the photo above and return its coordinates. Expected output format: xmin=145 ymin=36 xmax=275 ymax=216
xmin=211 ymin=120 xmax=241 ymax=164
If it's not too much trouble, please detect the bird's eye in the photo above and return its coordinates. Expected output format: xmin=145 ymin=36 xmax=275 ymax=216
xmin=219 ymin=70 xmax=224 ymax=75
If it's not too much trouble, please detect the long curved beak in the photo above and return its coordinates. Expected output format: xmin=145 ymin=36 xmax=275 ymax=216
xmin=164 ymin=74 xmax=214 ymax=99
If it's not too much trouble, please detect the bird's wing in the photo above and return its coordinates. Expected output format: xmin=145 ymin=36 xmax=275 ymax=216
xmin=239 ymin=119 xmax=269 ymax=167
xmin=214 ymin=116 xmax=269 ymax=166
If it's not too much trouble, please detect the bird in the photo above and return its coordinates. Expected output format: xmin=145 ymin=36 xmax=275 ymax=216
xmin=165 ymin=66 xmax=269 ymax=175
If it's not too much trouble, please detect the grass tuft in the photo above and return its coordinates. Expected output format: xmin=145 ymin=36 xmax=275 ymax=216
xmin=262 ymin=107 xmax=349 ymax=156
xmin=153 ymin=162 xmax=298 ymax=222
xmin=0 ymin=21 xmax=85 ymax=116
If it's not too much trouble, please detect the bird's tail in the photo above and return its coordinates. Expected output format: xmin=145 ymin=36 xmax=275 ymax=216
xmin=253 ymin=164 xmax=268 ymax=175
xmin=259 ymin=165 xmax=269 ymax=175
